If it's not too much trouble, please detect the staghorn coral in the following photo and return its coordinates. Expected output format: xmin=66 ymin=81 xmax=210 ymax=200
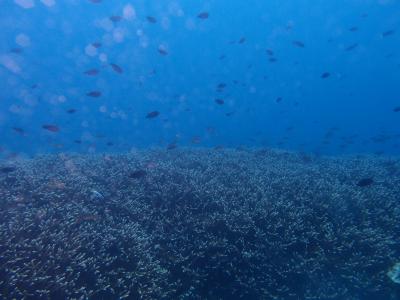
xmin=0 ymin=148 xmax=399 ymax=299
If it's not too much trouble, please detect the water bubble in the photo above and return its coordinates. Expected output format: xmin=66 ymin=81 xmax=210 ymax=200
xmin=14 ymin=0 xmax=34 ymax=9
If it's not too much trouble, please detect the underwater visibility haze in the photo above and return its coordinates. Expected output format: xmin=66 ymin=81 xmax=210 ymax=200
xmin=0 ymin=0 xmax=400 ymax=299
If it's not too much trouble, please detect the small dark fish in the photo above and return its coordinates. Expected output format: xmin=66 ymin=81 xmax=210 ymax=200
xmin=217 ymin=83 xmax=226 ymax=89
xmin=238 ymin=37 xmax=246 ymax=44
xmin=31 ymin=84 xmax=38 ymax=89
xmin=91 ymin=42 xmax=102 ymax=48
xmin=206 ymin=126 xmax=215 ymax=134
xmin=106 ymin=142 xmax=114 ymax=146
xmin=292 ymin=40 xmax=305 ymax=48
xmin=167 ymin=143 xmax=177 ymax=150
xmin=382 ymin=30 xmax=395 ymax=37
xmin=129 ymin=169 xmax=147 ymax=179
xmin=42 ymin=124 xmax=60 ymax=132
xmin=269 ymin=58 xmax=277 ymax=62
xmin=158 ymin=46 xmax=168 ymax=56
xmin=345 ymin=43 xmax=358 ymax=51
xmin=0 ymin=166 xmax=16 ymax=173
xmin=12 ymin=127 xmax=25 ymax=135
xmin=357 ymin=178 xmax=374 ymax=187
xmin=146 ymin=16 xmax=157 ymax=23
xmin=191 ymin=136 xmax=201 ymax=144
xmin=197 ymin=12 xmax=209 ymax=19
xmin=89 ymin=0 xmax=102 ymax=3
xmin=266 ymin=49 xmax=274 ymax=56
xmin=225 ymin=111 xmax=235 ymax=116
xmin=86 ymin=91 xmax=101 ymax=97
xmin=321 ymin=72 xmax=330 ymax=79
xmin=110 ymin=15 xmax=123 ymax=22
xmin=146 ymin=111 xmax=160 ymax=119
xmin=349 ymin=26 xmax=358 ymax=32
xmin=67 ymin=108 xmax=77 ymax=114
xmin=84 ymin=69 xmax=99 ymax=76
xmin=215 ymin=99 xmax=224 ymax=105
xmin=74 ymin=140 xmax=82 ymax=144
xmin=393 ymin=106 xmax=400 ymax=112
xmin=110 ymin=63 xmax=123 ymax=74
xmin=276 ymin=97 xmax=283 ymax=103
xmin=219 ymin=54 xmax=226 ymax=60
xmin=10 ymin=48 xmax=23 ymax=54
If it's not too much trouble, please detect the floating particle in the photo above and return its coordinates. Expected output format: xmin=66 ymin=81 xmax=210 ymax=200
xmin=86 ymin=91 xmax=102 ymax=97
xmin=67 ymin=109 xmax=77 ymax=114
xmin=393 ymin=106 xmax=400 ymax=112
xmin=146 ymin=111 xmax=160 ymax=118
xmin=110 ymin=63 xmax=123 ymax=74
xmin=0 ymin=166 xmax=16 ymax=173
xmin=356 ymin=177 xmax=374 ymax=187
xmin=110 ymin=15 xmax=123 ymax=22
xmin=238 ymin=37 xmax=246 ymax=44
xmin=345 ymin=43 xmax=358 ymax=51
xmin=215 ymin=99 xmax=224 ymax=105
xmin=15 ymin=33 xmax=31 ymax=48
xmin=84 ymin=68 xmax=99 ymax=76
xmin=349 ymin=26 xmax=358 ymax=32
xmin=276 ymin=97 xmax=283 ymax=103
xmin=146 ymin=16 xmax=157 ymax=23
xmin=382 ymin=30 xmax=395 ymax=37
xmin=225 ymin=111 xmax=235 ymax=116
xmin=42 ymin=124 xmax=60 ymax=132
xmin=292 ymin=40 xmax=305 ymax=48
xmin=123 ymin=4 xmax=136 ymax=20
xmin=129 ymin=169 xmax=147 ymax=179
xmin=197 ymin=12 xmax=209 ymax=19
xmin=14 ymin=0 xmax=34 ymax=9
xmin=321 ymin=72 xmax=330 ymax=79
xmin=40 ymin=0 xmax=56 ymax=7
xmin=89 ymin=0 xmax=102 ymax=3
xmin=0 ymin=55 xmax=21 ymax=73
xmin=269 ymin=58 xmax=277 ymax=62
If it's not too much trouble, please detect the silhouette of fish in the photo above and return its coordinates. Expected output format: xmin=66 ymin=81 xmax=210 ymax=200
xmin=146 ymin=16 xmax=157 ymax=23
xmin=84 ymin=69 xmax=99 ymax=76
xmin=321 ymin=72 xmax=330 ymax=79
xmin=86 ymin=91 xmax=101 ymax=98
xmin=292 ymin=40 xmax=305 ymax=48
xmin=382 ymin=30 xmax=395 ymax=37
xmin=42 ymin=124 xmax=60 ymax=132
xmin=197 ymin=12 xmax=209 ymax=19
xmin=357 ymin=178 xmax=374 ymax=187
xmin=146 ymin=111 xmax=160 ymax=118
xmin=110 ymin=63 xmax=123 ymax=74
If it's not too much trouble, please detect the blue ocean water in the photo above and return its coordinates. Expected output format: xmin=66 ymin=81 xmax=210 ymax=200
xmin=0 ymin=0 xmax=399 ymax=157
xmin=1 ymin=1 xmax=400 ymax=300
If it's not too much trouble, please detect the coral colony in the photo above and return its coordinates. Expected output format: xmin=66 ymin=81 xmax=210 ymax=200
xmin=1 ymin=148 xmax=400 ymax=299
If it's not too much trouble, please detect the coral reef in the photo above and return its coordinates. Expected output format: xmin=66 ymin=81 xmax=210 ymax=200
xmin=0 ymin=148 xmax=399 ymax=299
